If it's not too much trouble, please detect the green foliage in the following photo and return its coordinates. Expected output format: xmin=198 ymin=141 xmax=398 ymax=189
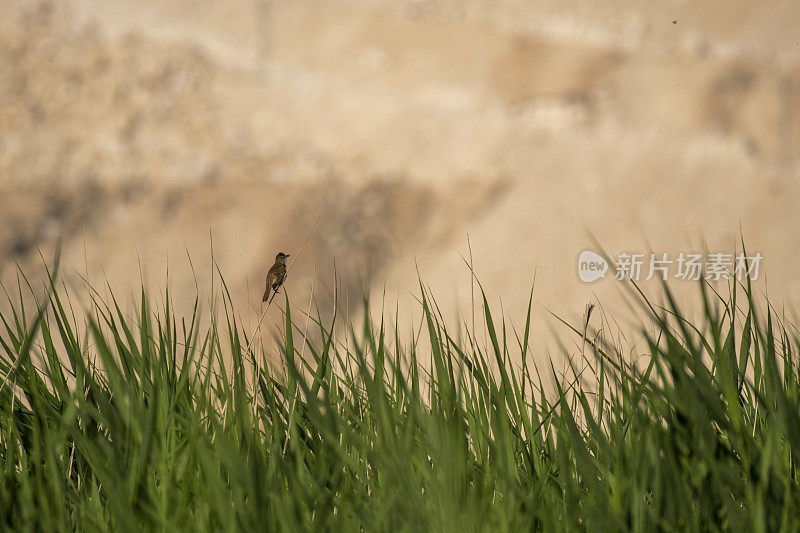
xmin=0 ymin=265 xmax=799 ymax=531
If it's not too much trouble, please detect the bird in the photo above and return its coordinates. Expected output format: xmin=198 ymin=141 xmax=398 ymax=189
xmin=262 ymin=252 xmax=290 ymax=303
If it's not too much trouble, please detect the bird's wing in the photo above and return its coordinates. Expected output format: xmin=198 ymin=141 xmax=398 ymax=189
xmin=266 ymin=264 xmax=280 ymax=284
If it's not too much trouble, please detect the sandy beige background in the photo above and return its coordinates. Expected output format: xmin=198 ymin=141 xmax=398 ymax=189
xmin=2 ymin=0 xmax=799 ymax=358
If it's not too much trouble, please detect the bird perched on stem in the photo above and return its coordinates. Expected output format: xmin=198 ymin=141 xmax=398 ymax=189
xmin=262 ymin=252 xmax=290 ymax=303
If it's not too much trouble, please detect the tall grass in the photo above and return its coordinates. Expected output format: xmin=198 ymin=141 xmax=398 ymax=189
xmin=0 ymin=261 xmax=798 ymax=531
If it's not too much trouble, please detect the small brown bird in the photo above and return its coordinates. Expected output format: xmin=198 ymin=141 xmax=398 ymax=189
xmin=262 ymin=252 xmax=290 ymax=302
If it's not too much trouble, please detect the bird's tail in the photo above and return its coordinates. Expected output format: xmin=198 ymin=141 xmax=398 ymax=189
xmin=262 ymin=287 xmax=270 ymax=303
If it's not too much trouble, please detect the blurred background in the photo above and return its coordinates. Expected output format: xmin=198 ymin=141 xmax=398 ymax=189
xmin=2 ymin=0 xmax=799 ymax=355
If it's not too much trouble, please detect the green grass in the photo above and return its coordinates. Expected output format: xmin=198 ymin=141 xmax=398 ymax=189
xmin=1 ymin=259 xmax=799 ymax=531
